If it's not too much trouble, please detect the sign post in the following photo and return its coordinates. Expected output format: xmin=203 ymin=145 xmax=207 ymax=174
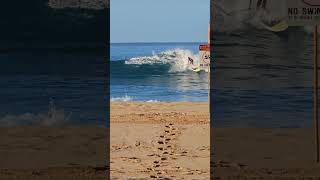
xmin=199 ymin=23 xmax=211 ymax=106
xmin=287 ymin=0 xmax=320 ymax=163
xmin=199 ymin=44 xmax=210 ymax=99
xmin=314 ymin=25 xmax=319 ymax=163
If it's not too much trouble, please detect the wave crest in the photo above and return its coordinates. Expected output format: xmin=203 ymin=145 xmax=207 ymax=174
xmin=0 ymin=101 xmax=71 ymax=127
xmin=111 ymin=95 xmax=160 ymax=102
xmin=125 ymin=49 xmax=200 ymax=72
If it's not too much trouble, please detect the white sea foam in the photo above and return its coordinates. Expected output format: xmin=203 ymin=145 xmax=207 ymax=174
xmin=111 ymin=95 xmax=133 ymax=102
xmin=111 ymin=95 xmax=160 ymax=102
xmin=125 ymin=49 xmax=200 ymax=72
xmin=212 ymin=0 xmax=288 ymax=32
xmin=145 ymin=100 xmax=160 ymax=103
xmin=0 ymin=101 xmax=71 ymax=127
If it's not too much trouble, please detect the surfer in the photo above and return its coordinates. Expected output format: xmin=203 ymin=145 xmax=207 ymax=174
xmin=256 ymin=0 xmax=267 ymax=10
xmin=188 ymin=57 xmax=194 ymax=65
xmin=188 ymin=57 xmax=201 ymax=72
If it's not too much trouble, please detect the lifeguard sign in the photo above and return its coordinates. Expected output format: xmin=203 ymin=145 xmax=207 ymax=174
xmin=287 ymin=0 xmax=320 ymax=25
xmin=199 ymin=24 xmax=211 ymax=71
xmin=199 ymin=44 xmax=210 ymax=70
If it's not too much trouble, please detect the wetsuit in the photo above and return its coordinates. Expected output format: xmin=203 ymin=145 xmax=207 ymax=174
xmin=188 ymin=57 xmax=194 ymax=65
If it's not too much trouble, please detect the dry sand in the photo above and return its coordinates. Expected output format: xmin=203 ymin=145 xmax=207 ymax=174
xmin=212 ymin=128 xmax=320 ymax=179
xmin=0 ymin=127 xmax=109 ymax=180
xmin=110 ymin=102 xmax=210 ymax=179
xmin=2 ymin=102 xmax=320 ymax=179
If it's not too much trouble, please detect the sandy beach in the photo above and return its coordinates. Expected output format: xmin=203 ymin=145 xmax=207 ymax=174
xmin=212 ymin=128 xmax=320 ymax=179
xmin=0 ymin=127 xmax=109 ymax=180
xmin=110 ymin=102 xmax=210 ymax=179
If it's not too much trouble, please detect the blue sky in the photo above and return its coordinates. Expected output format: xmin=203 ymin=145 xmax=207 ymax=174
xmin=111 ymin=0 xmax=210 ymax=43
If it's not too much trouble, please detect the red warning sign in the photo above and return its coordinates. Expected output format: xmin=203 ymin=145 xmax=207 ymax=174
xmin=199 ymin=44 xmax=210 ymax=52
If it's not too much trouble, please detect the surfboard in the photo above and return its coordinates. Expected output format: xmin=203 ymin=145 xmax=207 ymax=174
xmin=260 ymin=20 xmax=288 ymax=32
xmin=191 ymin=67 xmax=201 ymax=73
xmin=213 ymin=1 xmax=289 ymax=33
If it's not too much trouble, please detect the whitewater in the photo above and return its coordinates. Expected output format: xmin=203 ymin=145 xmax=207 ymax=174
xmin=110 ymin=43 xmax=209 ymax=102
xmin=212 ymin=0 xmax=315 ymax=34
xmin=125 ymin=49 xmax=202 ymax=73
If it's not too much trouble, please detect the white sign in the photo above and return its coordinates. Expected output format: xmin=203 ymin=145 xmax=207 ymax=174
xmin=199 ymin=44 xmax=210 ymax=70
xmin=287 ymin=0 xmax=320 ymax=26
xmin=200 ymin=51 xmax=210 ymax=68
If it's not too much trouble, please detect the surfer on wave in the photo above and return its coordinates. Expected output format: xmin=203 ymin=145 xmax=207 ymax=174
xmin=188 ymin=57 xmax=194 ymax=65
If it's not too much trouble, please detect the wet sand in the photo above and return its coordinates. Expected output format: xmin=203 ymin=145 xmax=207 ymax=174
xmin=110 ymin=102 xmax=210 ymax=179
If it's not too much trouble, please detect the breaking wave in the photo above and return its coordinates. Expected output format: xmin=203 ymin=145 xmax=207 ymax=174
xmin=212 ymin=0 xmax=317 ymax=33
xmin=110 ymin=95 xmax=133 ymax=102
xmin=0 ymin=100 xmax=72 ymax=127
xmin=125 ymin=49 xmax=201 ymax=72
xmin=111 ymin=95 xmax=160 ymax=102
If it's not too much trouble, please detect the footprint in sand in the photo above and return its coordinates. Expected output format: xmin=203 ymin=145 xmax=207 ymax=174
xmin=161 ymin=157 xmax=167 ymax=161
xmin=175 ymin=151 xmax=187 ymax=157
xmin=148 ymin=123 xmax=183 ymax=177
xmin=147 ymin=153 xmax=160 ymax=157
xmin=121 ymin=157 xmax=141 ymax=163
xmin=150 ymin=175 xmax=171 ymax=179
xmin=182 ymin=171 xmax=194 ymax=175
xmin=198 ymin=146 xmax=209 ymax=151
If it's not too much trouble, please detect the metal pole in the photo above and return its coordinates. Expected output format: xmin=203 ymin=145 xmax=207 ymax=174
xmin=208 ymin=23 xmax=211 ymax=107
xmin=209 ymin=60 xmax=210 ymax=106
xmin=314 ymin=25 xmax=319 ymax=163
xmin=249 ymin=0 xmax=252 ymax=9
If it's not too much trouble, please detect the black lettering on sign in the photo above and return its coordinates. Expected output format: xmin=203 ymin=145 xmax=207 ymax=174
xmin=288 ymin=8 xmax=299 ymax=15
xmin=302 ymin=8 xmax=320 ymax=15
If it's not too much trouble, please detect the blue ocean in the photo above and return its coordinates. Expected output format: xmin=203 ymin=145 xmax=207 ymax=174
xmin=0 ymin=46 xmax=106 ymax=126
xmin=210 ymin=1 xmax=320 ymax=128
xmin=213 ymin=27 xmax=317 ymax=128
xmin=110 ymin=43 xmax=209 ymax=102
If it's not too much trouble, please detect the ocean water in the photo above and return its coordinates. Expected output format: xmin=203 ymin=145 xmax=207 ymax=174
xmin=212 ymin=4 xmax=316 ymax=128
xmin=0 ymin=46 xmax=106 ymax=126
xmin=111 ymin=43 xmax=209 ymax=102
